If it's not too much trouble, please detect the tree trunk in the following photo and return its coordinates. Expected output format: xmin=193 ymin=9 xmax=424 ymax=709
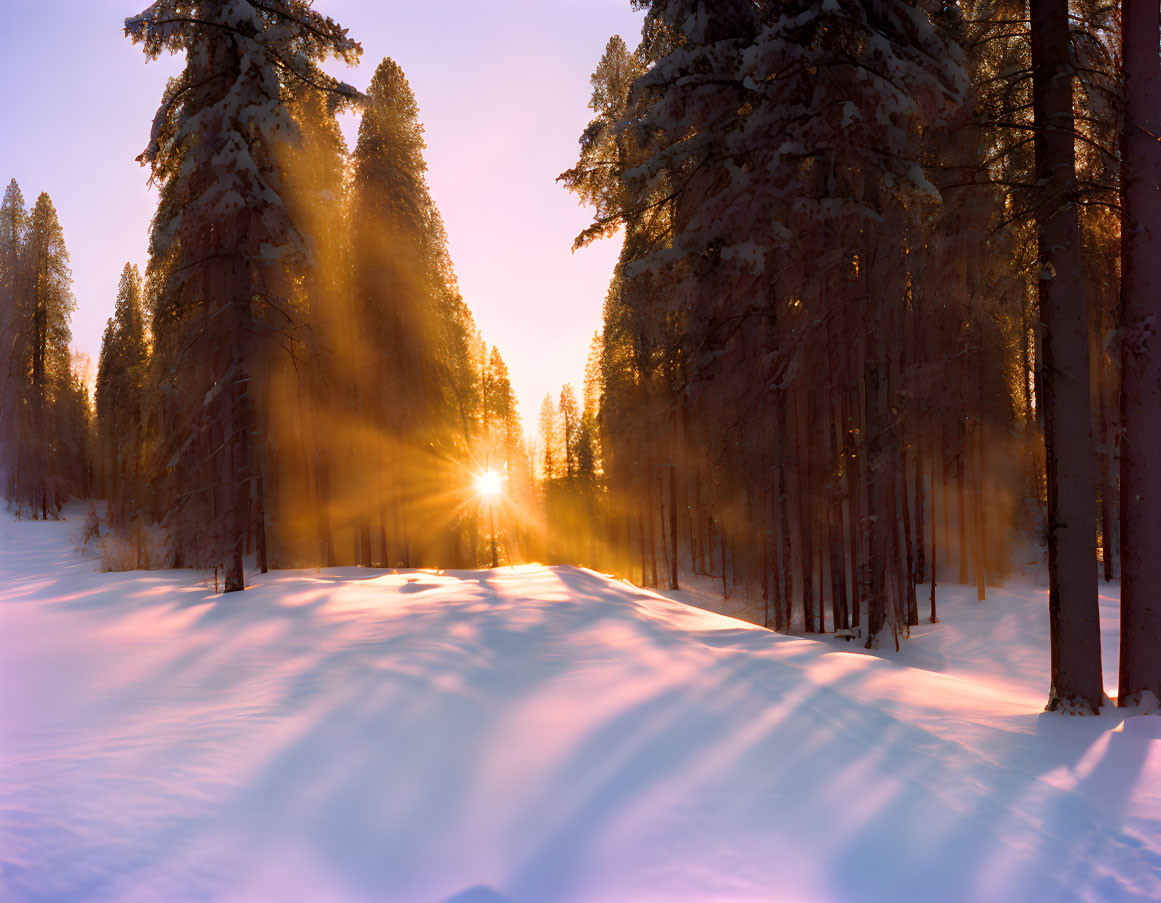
xmin=972 ymin=422 xmax=986 ymax=601
xmin=1118 ymin=0 xmax=1161 ymax=707
xmin=255 ymin=474 xmax=268 ymax=574
xmin=930 ymin=444 xmax=939 ymax=623
xmin=1031 ymin=0 xmax=1104 ymax=712
xmin=669 ymin=464 xmax=679 ymax=589
xmin=957 ymin=447 xmax=968 ymax=584
xmin=647 ymin=466 xmax=658 ymax=587
xmin=794 ymin=393 xmax=814 ymax=632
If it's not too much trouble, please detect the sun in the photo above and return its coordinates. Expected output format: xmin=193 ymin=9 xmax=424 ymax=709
xmin=475 ymin=469 xmax=504 ymax=499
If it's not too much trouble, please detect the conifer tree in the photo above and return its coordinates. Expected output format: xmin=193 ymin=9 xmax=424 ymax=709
xmin=126 ymin=0 xmax=361 ymax=589
xmin=344 ymin=56 xmax=480 ymax=568
xmin=18 ymin=193 xmax=76 ymax=519
xmin=538 ymin=394 xmax=561 ymax=480
xmin=0 ymin=179 xmax=29 ymax=500
xmin=96 ymin=264 xmax=149 ymax=529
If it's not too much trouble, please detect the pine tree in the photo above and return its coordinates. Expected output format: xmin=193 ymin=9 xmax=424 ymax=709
xmin=0 ymin=180 xmax=29 ymax=501
xmin=538 ymin=394 xmax=561 ymax=480
xmin=96 ymin=263 xmax=149 ymax=530
xmin=559 ymin=384 xmax=579 ymax=481
xmin=19 ymin=193 xmax=76 ymax=519
xmin=347 ymin=56 xmax=475 ymax=568
xmin=126 ymin=0 xmax=361 ymax=589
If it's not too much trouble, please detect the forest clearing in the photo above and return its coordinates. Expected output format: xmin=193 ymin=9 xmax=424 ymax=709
xmin=2 ymin=0 xmax=1160 ymax=900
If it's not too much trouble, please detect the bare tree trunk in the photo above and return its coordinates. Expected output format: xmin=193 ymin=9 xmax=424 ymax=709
xmin=647 ymin=465 xmax=658 ymax=587
xmin=957 ymin=445 xmax=968 ymax=584
xmin=1031 ymin=0 xmax=1103 ymax=712
xmin=1118 ymin=0 xmax=1161 ymax=707
xmin=638 ymin=507 xmax=647 ymax=587
xmin=930 ymin=442 xmax=939 ymax=623
xmin=669 ymin=464 xmax=679 ymax=589
xmin=255 ymin=473 xmax=268 ymax=574
xmin=901 ymin=442 xmax=919 ymax=626
xmin=972 ymin=422 xmax=986 ymax=601
xmin=720 ymin=528 xmax=728 ymax=602
xmin=914 ymin=433 xmax=927 ymax=584
xmin=864 ymin=333 xmax=890 ymax=647
xmin=794 ymin=393 xmax=814 ymax=632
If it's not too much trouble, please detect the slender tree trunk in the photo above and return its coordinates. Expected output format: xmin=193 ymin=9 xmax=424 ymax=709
xmin=638 ymin=507 xmax=647 ymax=587
xmin=957 ymin=447 xmax=968 ymax=584
xmin=914 ymin=433 xmax=927 ymax=584
xmin=941 ymin=432 xmax=950 ymax=573
xmin=778 ymin=458 xmax=793 ymax=630
xmin=669 ymin=464 xmax=679 ymax=589
xmin=1031 ymin=0 xmax=1104 ymax=712
xmin=794 ymin=393 xmax=814 ymax=632
xmin=930 ymin=444 xmax=939 ymax=623
xmin=972 ymin=422 xmax=986 ymax=601
xmin=901 ymin=442 xmax=919 ymax=626
xmin=720 ymin=528 xmax=728 ymax=602
xmin=647 ymin=466 xmax=658 ymax=587
xmin=1118 ymin=0 xmax=1161 ymax=707
xmin=255 ymin=473 xmax=268 ymax=574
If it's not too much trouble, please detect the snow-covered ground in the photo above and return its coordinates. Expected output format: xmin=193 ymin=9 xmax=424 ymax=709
xmin=2 ymin=513 xmax=1159 ymax=903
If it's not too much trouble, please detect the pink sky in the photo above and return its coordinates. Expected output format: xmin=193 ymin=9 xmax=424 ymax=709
xmin=0 ymin=0 xmax=642 ymax=427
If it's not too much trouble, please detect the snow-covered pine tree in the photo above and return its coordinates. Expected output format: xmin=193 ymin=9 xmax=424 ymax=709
xmin=125 ymin=0 xmax=361 ymax=590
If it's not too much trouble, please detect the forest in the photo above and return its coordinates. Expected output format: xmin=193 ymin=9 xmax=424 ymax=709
xmin=3 ymin=2 xmax=1161 ymax=901
xmin=1 ymin=0 xmax=1158 ymax=719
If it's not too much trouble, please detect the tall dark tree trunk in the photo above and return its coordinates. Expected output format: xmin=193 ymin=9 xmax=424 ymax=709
xmin=794 ymin=394 xmax=814 ymax=632
xmin=1030 ymin=0 xmax=1103 ymax=712
xmin=647 ymin=465 xmax=658 ymax=587
xmin=864 ymin=341 xmax=889 ymax=648
xmin=957 ymin=446 xmax=968 ymax=584
xmin=255 ymin=474 xmax=268 ymax=574
xmin=1095 ymin=354 xmax=1117 ymax=583
xmin=914 ymin=434 xmax=926 ymax=584
xmin=668 ymin=464 xmax=679 ymax=589
xmin=930 ymin=446 xmax=939 ymax=623
xmin=972 ymin=422 xmax=987 ymax=602
xmin=1118 ymin=0 xmax=1161 ymax=707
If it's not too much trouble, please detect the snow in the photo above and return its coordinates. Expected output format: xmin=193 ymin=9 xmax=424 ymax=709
xmin=2 ymin=512 xmax=1160 ymax=902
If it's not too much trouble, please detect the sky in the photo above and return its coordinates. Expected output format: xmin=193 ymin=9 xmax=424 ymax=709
xmin=0 ymin=0 xmax=644 ymax=427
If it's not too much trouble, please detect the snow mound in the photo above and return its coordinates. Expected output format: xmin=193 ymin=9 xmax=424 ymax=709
xmin=1 ymin=514 xmax=1159 ymax=902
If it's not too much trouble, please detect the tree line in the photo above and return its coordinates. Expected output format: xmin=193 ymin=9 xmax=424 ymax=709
xmin=2 ymin=1 xmax=1156 ymax=714
xmin=0 ymin=182 xmax=91 ymax=519
xmin=537 ymin=0 xmax=1158 ymax=713
xmin=4 ymin=2 xmax=535 ymax=587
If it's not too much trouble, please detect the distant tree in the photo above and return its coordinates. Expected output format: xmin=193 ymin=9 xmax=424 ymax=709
xmin=96 ymin=264 xmax=149 ymax=529
xmin=538 ymin=393 xmax=561 ymax=480
xmin=0 ymin=179 xmax=29 ymax=501
xmin=483 ymin=345 xmax=521 ymax=467
xmin=18 ymin=193 xmax=76 ymax=519
xmin=559 ymin=384 xmax=579 ymax=481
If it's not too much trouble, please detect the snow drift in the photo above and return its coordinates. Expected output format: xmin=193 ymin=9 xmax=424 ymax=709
xmin=1 ymin=514 xmax=1159 ymax=902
